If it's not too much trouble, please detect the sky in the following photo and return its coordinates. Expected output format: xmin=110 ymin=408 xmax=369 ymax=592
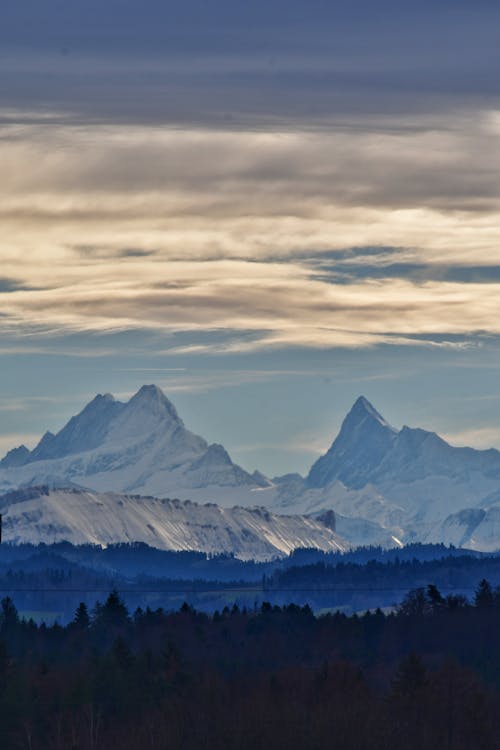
xmin=1 ymin=0 xmax=500 ymax=476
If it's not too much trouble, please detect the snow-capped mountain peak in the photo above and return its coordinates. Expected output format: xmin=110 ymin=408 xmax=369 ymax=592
xmin=27 ymin=392 xmax=124 ymax=463
xmin=306 ymin=396 xmax=398 ymax=489
xmin=128 ymin=384 xmax=181 ymax=420
xmin=0 ymin=385 xmax=260 ymax=499
xmin=105 ymin=384 xmax=183 ymax=443
xmin=1 ymin=390 xmax=500 ymax=553
xmin=343 ymin=395 xmax=397 ymax=433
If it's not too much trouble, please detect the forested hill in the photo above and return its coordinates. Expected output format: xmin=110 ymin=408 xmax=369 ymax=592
xmin=0 ymin=540 xmax=491 ymax=580
xmin=0 ymin=542 xmax=497 ymax=621
xmin=0 ymin=584 xmax=498 ymax=749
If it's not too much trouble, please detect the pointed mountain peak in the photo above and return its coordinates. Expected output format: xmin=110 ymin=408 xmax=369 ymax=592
xmin=345 ymin=396 xmax=396 ymax=432
xmin=125 ymin=385 xmax=181 ymax=424
xmin=199 ymin=443 xmax=233 ymax=466
xmin=133 ymin=384 xmax=165 ymax=400
xmin=306 ymin=397 xmax=398 ymax=489
xmin=38 ymin=430 xmax=56 ymax=446
xmin=28 ymin=431 xmax=57 ymax=463
xmin=24 ymin=392 xmax=125 ymax=465
xmin=129 ymin=384 xmax=179 ymax=419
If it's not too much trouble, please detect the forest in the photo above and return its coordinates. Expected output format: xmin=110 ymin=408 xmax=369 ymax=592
xmin=0 ymin=542 xmax=497 ymax=618
xmin=0 ymin=580 xmax=498 ymax=749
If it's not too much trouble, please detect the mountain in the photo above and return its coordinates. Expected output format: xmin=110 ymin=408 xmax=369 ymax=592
xmin=0 ymin=385 xmax=264 ymax=500
xmin=307 ymin=395 xmax=500 ymax=494
xmin=0 ymin=445 xmax=31 ymax=469
xmin=271 ymin=396 xmax=500 ymax=550
xmin=419 ymin=507 xmax=500 ymax=553
xmin=0 ymin=486 xmax=348 ymax=561
xmin=27 ymin=392 xmax=124 ymax=462
xmin=1 ymin=389 xmax=500 ymax=552
xmin=307 ymin=396 xmax=398 ymax=489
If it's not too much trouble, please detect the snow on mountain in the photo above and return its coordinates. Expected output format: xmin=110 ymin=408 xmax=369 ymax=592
xmin=419 ymin=505 xmax=500 ymax=553
xmin=0 ymin=385 xmax=260 ymax=499
xmin=333 ymin=514 xmax=404 ymax=549
xmin=1 ymin=389 xmax=500 ymax=552
xmin=306 ymin=395 xmax=500 ymax=503
xmin=307 ymin=396 xmax=398 ymax=490
xmin=330 ymin=399 xmax=500 ymax=518
xmin=27 ymin=393 xmax=124 ymax=462
xmin=270 ymin=396 xmax=500 ymax=551
xmin=271 ymin=474 xmax=406 ymax=532
xmin=0 ymin=486 xmax=348 ymax=561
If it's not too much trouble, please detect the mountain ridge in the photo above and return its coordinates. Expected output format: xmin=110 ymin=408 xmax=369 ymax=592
xmin=0 ymin=385 xmax=260 ymax=498
xmin=0 ymin=486 xmax=348 ymax=561
xmin=0 ymin=388 xmax=499 ymax=552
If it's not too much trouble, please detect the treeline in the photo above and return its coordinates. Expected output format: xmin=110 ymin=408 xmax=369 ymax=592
xmin=264 ymin=553 xmax=500 ymax=610
xmin=0 ymin=547 xmax=498 ymax=620
xmin=0 ymin=541 xmax=487 ymax=581
xmin=0 ymin=581 xmax=498 ymax=749
xmin=0 ymin=542 xmax=263 ymax=581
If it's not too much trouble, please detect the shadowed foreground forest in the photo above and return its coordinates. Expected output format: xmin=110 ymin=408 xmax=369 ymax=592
xmin=0 ymin=580 xmax=499 ymax=749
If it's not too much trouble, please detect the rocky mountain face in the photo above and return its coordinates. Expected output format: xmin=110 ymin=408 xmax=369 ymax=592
xmin=0 ymin=385 xmax=263 ymax=500
xmin=307 ymin=397 xmax=399 ymax=489
xmin=272 ymin=396 xmax=500 ymax=550
xmin=1 ymin=388 xmax=499 ymax=552
xmin=307 ymin=396 xmax=500 ymax=494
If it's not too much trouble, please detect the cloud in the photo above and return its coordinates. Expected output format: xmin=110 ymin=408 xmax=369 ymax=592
xmin=0 ymin=395 xmax=64 ymax=412
xmin=0 ymin=85 xmax=499 ymax=356
xmin=442 ymin=427 xmax=500 ymax=451
xmin=1 ymin=249 xmax=499 ymax=352
xmin=125 ymin=367 xmax=341 ymax=394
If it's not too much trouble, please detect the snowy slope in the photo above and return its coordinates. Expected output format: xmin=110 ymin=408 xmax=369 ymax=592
xmin=269 ymin=396 xmax=500 ymax=551
xmin=0 ymin=385 xmax=262 ymax=498
xmin=307 ymin=396 xmax=398 ymax=489
xmin=0 ymin=487 xmax=348 ymax=561
xmin=419 ymin=504 xmax=500 ymax=553
xmin=306 ymin=396 xmax=500 ymax=507
xmin=1 ymin=389 xmax=500 ymax=551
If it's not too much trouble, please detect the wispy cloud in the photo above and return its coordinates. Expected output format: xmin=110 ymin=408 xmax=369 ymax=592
xmin=1 ymin=85 xmax=499 ymax=356
xmin=0 ymin=395 xmax=69 ymax=413
xmin=442 ymin=427 xmax=500 ymax=451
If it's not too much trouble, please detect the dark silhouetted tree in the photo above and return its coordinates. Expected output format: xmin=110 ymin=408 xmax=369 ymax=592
xmin=73 ymin=601 xmax=90 ymax=629
xmin=0 ymin=597 xmax=19 ymax=630
xmin=474 ymin=579 xmax=494 ymax=609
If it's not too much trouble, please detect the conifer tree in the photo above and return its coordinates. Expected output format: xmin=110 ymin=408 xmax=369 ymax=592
xmin=474 ymin=579 xmax=494 ymax=609
xmin=73 ymin=602 xmax=90 ymax=629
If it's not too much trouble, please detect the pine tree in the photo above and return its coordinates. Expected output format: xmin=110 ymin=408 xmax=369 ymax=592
xmin=0 ymin=597 xmax=19 ymax=631
xmin=474 ymin=579 xmax=494 ymax=609
xmin=73 ymin=602 xmax=90 ymax=629
xmin=427 ymin=584 xmax=444 ymax=611
xmin=100 ymin=590 xmax=129 ymax=627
